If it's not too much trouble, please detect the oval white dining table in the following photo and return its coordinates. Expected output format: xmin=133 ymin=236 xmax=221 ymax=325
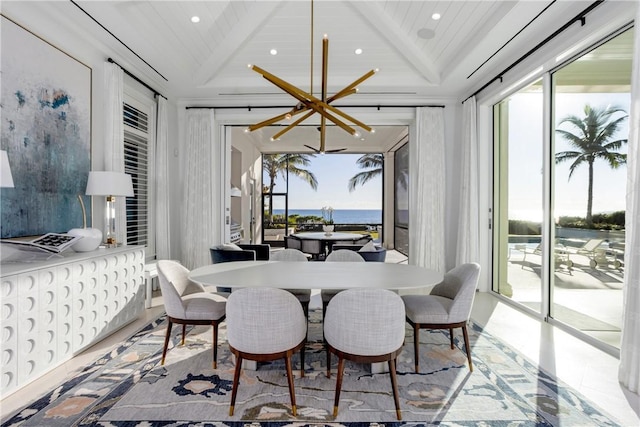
xmin=188 ymin=260 xmax=443 ymax=373
xmin=188 ymin=260 xmax=443 ymax=291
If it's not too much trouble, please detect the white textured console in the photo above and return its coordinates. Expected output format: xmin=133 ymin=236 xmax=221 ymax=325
xmin=0 ymin=245 xmax=145 ymax=398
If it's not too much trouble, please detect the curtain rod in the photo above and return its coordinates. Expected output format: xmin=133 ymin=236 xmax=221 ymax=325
xmin=186 ymin=104 xmax=445 ymax=110
xmin=70 ymin=0 xmax=168 ymax=82
xmin=467 ymin=0 xmax=557 ymax=79
xmin=463 ymin=0 xmax=603 ymax=103
xmin=108 ymin=58 xmax=166 ymax=99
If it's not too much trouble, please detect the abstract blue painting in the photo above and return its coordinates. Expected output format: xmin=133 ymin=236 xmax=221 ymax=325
xmin=0 ymin=16 xmax=91 ymax=238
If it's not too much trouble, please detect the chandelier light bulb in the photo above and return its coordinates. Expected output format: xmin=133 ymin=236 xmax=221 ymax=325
xmin=285 ymin=113 xmax=292 ymax=120
xmin=247 ymin=63 xmax=253 ymax=69
xmin=190 ymin=16 xmax=200 ymax=23
xmin=244 ymin=128 xmax=250 ymax=133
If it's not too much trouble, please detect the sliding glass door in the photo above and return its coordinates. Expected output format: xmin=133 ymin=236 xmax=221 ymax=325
xmin=493 ymin=25 xmax=632 ymax=352
xmin=492 ymin=79 xmax=544 ymax=310
xmin=550 ymin=28 xmax=631 ymax=349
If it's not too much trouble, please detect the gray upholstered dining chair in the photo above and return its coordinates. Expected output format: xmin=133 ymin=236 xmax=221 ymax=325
xmin=300 ymin=238 xmax=324 ymax=260
xmin=284 ymin=235 xmax=302 ymax=251
xmin=157 ymin=260 xmax=226 ymax=369
xmin=401 ymin=262 xmax=480 ymax=373
xmin=226 ymin=287 xmax=307 ymax=416
xmin=271 ymin=249 xmax=312 ymax=322
xmin=324 ymin=288 xmax=406 ymax=420
xmin=321 ymin=249 xmax=365 ymax=317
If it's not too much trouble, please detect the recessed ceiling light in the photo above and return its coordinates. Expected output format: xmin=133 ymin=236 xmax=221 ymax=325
xmin=432 ymin=13 xmax=441 ymax=20
xmin=190 ymin=16 xmax=200 ymax=23
xmin=417 ymin=28 xmax=435 ymax=40
xmin=355 ymin=48 xmax=363 ymax=55
xmin=270 ymin=49 xmax=278 ymax=55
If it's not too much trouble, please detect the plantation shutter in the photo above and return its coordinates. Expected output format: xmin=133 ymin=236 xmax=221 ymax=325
xmin=123 ymin=102 xmax=149 ymax=247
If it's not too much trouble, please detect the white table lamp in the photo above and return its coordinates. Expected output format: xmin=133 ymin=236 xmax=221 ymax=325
xmin=85 ymin=171 xmax=134 ymax=247
xmin=1 ymin=150 xmax=14 ymax=188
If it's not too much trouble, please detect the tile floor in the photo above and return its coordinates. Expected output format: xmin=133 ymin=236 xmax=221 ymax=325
xmin=1 ymin=258 xmax=639 ymax=425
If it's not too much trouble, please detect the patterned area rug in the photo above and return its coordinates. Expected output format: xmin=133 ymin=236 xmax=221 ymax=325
xmin=2 ymin=310 xmax=619 ymax=427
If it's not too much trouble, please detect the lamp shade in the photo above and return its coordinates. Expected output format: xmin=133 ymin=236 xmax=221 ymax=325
xmin=86 ymin=171 xmax=134 ymax=197
xmin=1 ymin=150 xmax=14 ymax=188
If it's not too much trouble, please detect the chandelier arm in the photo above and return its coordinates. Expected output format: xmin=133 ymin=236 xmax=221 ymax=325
xmin=247 ymin=109 xmax=304 ymax=132
xmin=327 ymin=88 xmax=357 ymax=103
xmin=328 ymin=69 xmax=377 ymax=102
xmin=271 ymin=110 xmax=316 ymax=140
xmin=311 ymin=103 xmax=357 ymax=135
xmin=319 ymin=115 xmax=327 ymax=153
xmin=253 ymin=65 xmax=314 ymax=102
xmin=320 ymin=102 xmax=372 ymax=132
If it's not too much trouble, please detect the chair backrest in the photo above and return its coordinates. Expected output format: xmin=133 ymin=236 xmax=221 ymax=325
xmin=325 ymin=249 xmax=365 ymax=262
xmin=239 ymin=244 xmax=271 ymax=260
xmin=157 ymin=260 xmax=205 ymax=319
xmin=359 ymin=247 xmax=387 ymax=262
xmin=285 ymin=236 xmax=302 ymax=251
xmin=210 ymin=247 xmax=256 ymax=264
xmin=354 ymin=235 xmax=372 ymax=245
xmin=300 ymin=239 xmax=323 ymax=255
xmin=430 ymin=262 xmax=480 ymax=323
xmin=581 ymin=239 xmax=604 ymax=252
xmin=226 ymin=287 xmax=306 ymax=354
xmin=324 ymin=288 xmax=405 ymax=356
xmin=271 ymin=248 xmax=308 ymax=262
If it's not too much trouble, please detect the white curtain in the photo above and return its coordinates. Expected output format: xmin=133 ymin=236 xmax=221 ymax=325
xmin=155 ymin=97 xmax=171 ymax=259
xmin=103 ymin=61 xmax=126 ymax=245
xmin=618 ymin=9 xmax=640 ymax=394
xmin=182 ymin=109 xmax=218 ymax=270
xmin=456 ymin=96 xmax=480 ymax=265
xmin=409 ymin=107 xmax=446 ymax=271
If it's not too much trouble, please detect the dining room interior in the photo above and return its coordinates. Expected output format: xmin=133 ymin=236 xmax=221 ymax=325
xmin=1 ymin=1 xmax=639 ymax=425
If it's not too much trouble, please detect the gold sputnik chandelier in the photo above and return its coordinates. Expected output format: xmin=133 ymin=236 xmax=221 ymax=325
xmin=245 ymin=0 xmax=376 ymax=153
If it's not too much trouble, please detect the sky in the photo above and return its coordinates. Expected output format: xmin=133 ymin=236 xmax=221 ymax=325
xmin=507 ymin=91 xmax=629 ymax=221
xmin=264 ymin=153 xmax=382 ymax=210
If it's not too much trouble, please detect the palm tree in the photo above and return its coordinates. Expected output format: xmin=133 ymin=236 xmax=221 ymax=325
xmin=263 ymin=153 xmax=318 ymax=223
xmin=348 ymin=153 xmax=383 ymax=192
xmin=555 ymin=104 xmax=628 ymax=226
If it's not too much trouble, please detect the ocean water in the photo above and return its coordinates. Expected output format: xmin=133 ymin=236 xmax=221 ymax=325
xmin=272 ymin=209 xmax=382 ymax=224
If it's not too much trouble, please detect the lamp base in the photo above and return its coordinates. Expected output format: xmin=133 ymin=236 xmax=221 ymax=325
xmin=68 ymin=228 xmax=103 ymax=252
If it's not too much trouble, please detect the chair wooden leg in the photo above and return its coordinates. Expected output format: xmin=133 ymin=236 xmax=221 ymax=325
xmin=413 ymin=325 xmax=420 ymax=373
xmin=161 ymin=320 xmax=173 ymax=365
xmin=326 ymin=341 xmax=331 ymax=378
xmin=212 ymin=322 xmax=219 ymax=369
xmin=284 ymin=353 xmax=297 ymax=416
xmin=300 ymin=339 xmax=305 ymax=378
xmin=388 ymin=358 xmax=402 ymax=421
xmin=449 ymin=328 xmax=455 ymax=349
xmin=333 ymin=357 xmax=345 ymax=417
xmin=181 ymin=324 xmax=187 ymax=345
xmin=229 ymin=354 xmax=243 ymax=416
xmin=462 ymin=324 xmax=473 ymax=372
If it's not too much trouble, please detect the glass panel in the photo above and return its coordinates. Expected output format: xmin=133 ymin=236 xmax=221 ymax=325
xmin=493 ymin=79 xmax=544 ymax=308
xmin=551 ymin=28 xmax=632 ymax=349
xmin=394 ymin=142 xmax=409 ymax=256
